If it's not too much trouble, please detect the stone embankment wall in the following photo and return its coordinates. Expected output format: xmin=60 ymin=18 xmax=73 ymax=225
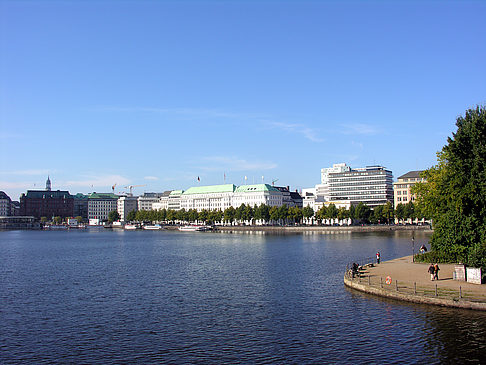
xmin=344 ymin=273 xmax=486 ymax=311
xmin=215 ymin=225 xmax=431 ymax=233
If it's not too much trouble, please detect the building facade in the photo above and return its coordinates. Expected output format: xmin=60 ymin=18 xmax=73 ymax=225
xmin=233 ymin=184 xmax=283 ymax=208
xmin=138 ymin=192 xmax=165 ymax=211
xmin=20 ymin=190 xmax=74 ymax=219
xmin=303 ymin=163 xmax=394 ymax=208
xmin=274 ymin=186 xmax=303 ymax=208
xmin=10 ymin=201 xmax=20 ymax=216
xmin=19 ymin=176 xmax=74 ymax=219
xmin=0 ymin=191 xmax=12 ymax=216
xmin=176 ymin=183 xmax=285 ymax=212
xmin=87 ymin=193 xmax=119 ymax=221
xmin=152 ymin=191 xmax=171 ymax=211
xmin=327 ymin=165 xmax=393 ymax=207
xmin=73 ymin=193 xmax=89 ymax=220
xmin=181 ymin=184 xmax=236 ymax=211
xmin=393 ymin=171 xmax=425 ymax=206
xmin=117 ymin=196 xmax=138 ymax=221
xmin=167 ymin=190 xmax=183 ymax=211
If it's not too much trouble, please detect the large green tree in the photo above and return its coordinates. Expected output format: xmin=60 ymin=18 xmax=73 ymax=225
xmin=355 ymin=202 xmax=371 ymax=223
xmin=108 ymin=210 xmax=120 ymax=223
xmin=303 ymin=206 xmax=314 ymax=223
xmin=414 ymin=106 xmax=486 ymax=266
xmin=224 ymin=206 xmax=236 ymax=224
xmin=126 ymin=210 xmax=137 ymax=222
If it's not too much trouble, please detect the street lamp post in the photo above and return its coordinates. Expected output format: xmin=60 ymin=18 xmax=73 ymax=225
xmin=412 ymin=230 xmax=415 ymax=262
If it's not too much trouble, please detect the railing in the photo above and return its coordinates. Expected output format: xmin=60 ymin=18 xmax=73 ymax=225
xmin=344 ymin=267 xmax=486 ymax=303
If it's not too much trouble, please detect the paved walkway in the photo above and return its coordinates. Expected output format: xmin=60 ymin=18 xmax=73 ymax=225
xmin=345 ymin=256 xmax=486 ymax=310
xmin=367 ymin=255 xmax=485 ymax=296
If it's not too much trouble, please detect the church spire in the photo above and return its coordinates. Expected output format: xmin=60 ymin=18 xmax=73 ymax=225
xmin=46 ymin=175 xmax=51 ymax=191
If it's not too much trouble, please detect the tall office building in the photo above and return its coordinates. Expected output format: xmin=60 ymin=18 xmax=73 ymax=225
xmin=326 ymin=164 xmax=393 ymax=207
xmin=306 ymin=163 xmax=393 ymax=208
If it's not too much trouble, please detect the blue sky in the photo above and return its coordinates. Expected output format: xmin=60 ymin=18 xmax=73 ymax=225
xmin=1 ymin=0 xmax=485 ymax=200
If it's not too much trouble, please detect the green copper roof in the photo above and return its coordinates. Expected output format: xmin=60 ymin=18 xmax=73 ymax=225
xmin=73 ymin=193 xmax=89 ymax=199
xmin=169 ymin=190 xmax=184 ymax=196
xmin=182 ymin=184 xmax=236 ymax=195
xmin=88 ymin=192 xmax=119 ymax=199
xmin=24 ymin=190 xmax=72 ymax=199
xmin=235 ymin=184 xmax=280 ymax=193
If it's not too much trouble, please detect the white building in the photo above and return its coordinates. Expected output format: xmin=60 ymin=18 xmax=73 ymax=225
xmin=138 ymin=192 xmax=165 ymax=211
xmin=152 ymin=191 xmax=171 ymax=211
xmin=167 ymin=190 xmax=183 ymax=211
xmin=88 ymin=193 xmax=119 ymax=221
xmin=233 ymin=184 xmax=283 ymax=208
xmin=181 ymin=184 xmax=236 ymax=212
xmin=327 ymin=164 xmax=393 ymax=207
xmin=171 ymin=183 xmax=285 ymax=212
xmin=118 ymin=196 xmax=138 ymax=221
xmin=301 ymin=187 xmax=316 ymax=209
xmin=304 ymin=163 xmax=393 ymax=208
xmin=319 ymin=163 xmax=350 ymax=200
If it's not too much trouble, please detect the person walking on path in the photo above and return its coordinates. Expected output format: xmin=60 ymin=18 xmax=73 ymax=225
xmin=428 ymin=264 xmax=435 ymax=280
xmin=434 ymin=263 xmax=440 ymax=280
xmin=376 ymin=252 xmax=380 ymax=264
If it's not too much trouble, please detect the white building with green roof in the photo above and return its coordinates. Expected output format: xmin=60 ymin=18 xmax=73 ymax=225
xmin=181 ymin=184 xmax=236 ymax=211
xmin=178 ymin=183 xmax=283 ymax=212
xmin=233 ymin=184 xmax=282 ymax=208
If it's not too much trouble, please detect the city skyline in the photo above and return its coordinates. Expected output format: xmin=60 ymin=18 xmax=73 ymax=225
xmin=1 ymin=1 xmax=485 ymax=200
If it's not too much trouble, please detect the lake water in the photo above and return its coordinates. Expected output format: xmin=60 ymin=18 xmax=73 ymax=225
xmin=1 ymin=229 xmax=485 ymax=363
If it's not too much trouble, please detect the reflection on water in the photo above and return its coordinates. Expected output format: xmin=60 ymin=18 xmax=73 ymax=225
xmin=0 ymin=229 xmax=483 ymax=363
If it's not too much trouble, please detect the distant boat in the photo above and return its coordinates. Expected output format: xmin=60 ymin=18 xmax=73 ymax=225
xmin=143 ymin=224 xmax=162 ymax=230
xmin=178 ymin=225 xmax=211 ymax=232
xmin=112 ymin=221 xmax=124 ymax=228
xmin=124 ymin=224 xmax=140 ymax=230
xmin=45 ymin=225 xmax=68 ymax=230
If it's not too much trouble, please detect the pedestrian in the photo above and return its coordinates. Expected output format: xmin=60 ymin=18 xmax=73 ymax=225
xmin=428 ymin=264 xmax=435 ymax=280
xmin=434 ymin=263 xmax=440 ymax=280
xmin=376 ymin=251 xmax=380 ymax=264
xmin=351 ymin=263 xmax=359 ymax=278
xmin=420 ymin=244 xmax=427 ymax=254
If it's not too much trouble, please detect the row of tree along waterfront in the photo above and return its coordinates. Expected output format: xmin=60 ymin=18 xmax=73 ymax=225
xmin=105 ymin=201 xmax=426 ymax=226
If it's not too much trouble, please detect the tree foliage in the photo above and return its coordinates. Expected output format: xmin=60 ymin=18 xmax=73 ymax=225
xmin=108 ymin=210 xmax=120 ymax=223
xmin=414 ymin=106 xmax=486 ymax=266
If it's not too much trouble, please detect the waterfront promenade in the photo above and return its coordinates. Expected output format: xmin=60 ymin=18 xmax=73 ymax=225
xmin=215 ymin=224 xmax=431 ymax=233
xmin=345 ymin=256 xmax=486 ymax=311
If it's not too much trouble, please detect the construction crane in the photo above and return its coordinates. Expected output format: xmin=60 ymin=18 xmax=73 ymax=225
xmin=124 ymin=184 xmax=146 ymax=196
xmin=272 ymin=179 xmax=279 ymax=186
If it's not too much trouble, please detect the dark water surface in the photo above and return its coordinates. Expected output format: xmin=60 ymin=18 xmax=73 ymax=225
xmin=1 ymin=229 xmax=485 ymax=364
